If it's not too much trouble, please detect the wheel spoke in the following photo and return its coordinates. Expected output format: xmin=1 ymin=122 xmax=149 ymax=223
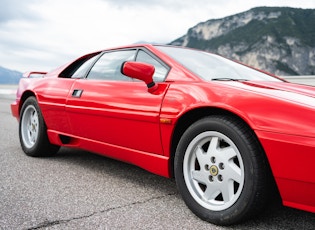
xmin=204 ymin=185 xmax=220 ymax=201
xmin=220 ymin=180 xmax=235 ymax=203
xmin=195 ymin=146 xmax=208 ymax=165
xmin=33 ymin=127 xmax=37 ymax=141
xmin=34 ymin=112 xmax=38 ymax=127
xmin=191 ymin=170 xmax=207 ymax=184
xmin=220 ymin=146 xmax=237 ymax=161
xmin=207 ymin=137 xmax=219 ymax=155
xmin=226 ymin=162 xmax=242 ymax=183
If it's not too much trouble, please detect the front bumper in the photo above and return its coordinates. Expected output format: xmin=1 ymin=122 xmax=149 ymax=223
xmin=11 ymin=100 xmax=19 ymax=121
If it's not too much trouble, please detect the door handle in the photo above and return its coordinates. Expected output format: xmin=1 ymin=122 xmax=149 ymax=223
xmin=72 ymin=89 xmax=83 ymax=98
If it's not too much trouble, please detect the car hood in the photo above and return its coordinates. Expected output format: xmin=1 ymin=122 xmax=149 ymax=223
xmin=225 ymin=81 xmax=315 ymax=108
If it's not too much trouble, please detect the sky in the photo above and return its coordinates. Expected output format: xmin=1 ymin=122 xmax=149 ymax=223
xmin=0 ymin=0 xmax=314 ymax=72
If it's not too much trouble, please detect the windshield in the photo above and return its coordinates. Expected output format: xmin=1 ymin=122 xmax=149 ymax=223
xmin=156 ymin=46 xmax=283 ymax=82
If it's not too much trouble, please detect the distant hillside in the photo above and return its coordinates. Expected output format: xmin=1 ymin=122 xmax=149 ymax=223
xmin=170 ymin=7 xmax=315 ymax=76
xmin=0 ymin=66 xmax=22 ymax=84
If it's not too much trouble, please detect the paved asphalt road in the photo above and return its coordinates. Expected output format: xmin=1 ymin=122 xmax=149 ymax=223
xmin=1 ymin=98 xmax=314 ymax=230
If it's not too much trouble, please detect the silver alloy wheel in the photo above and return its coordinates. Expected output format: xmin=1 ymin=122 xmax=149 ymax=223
xmin=183 ymin=131 xmax=245 ymax=211
xmin=21 ymin=104 xmax=39 ymax=149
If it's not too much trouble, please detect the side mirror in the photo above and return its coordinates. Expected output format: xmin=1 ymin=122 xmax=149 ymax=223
xmin=121 ymin=61 xmax=158 ymax=93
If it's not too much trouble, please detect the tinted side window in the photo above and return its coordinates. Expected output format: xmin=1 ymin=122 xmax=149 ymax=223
xmin=87 ymin=50 xmax=136 ymax=80
xmin=71 ymin=54 xmax=100 ymax=79
xmin=59 ymin=52 xmax=101 ymax=78
xmin=136 ymin=50 xmax=168 ymax=82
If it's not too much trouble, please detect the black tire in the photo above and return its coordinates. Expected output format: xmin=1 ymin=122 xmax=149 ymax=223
xmin=19 ymin=96 xmax=60 ymax=157
xmin=174 ymin=115 xmax=269 ymax=225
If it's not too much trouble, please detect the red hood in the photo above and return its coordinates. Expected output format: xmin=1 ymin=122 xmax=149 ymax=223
xmin=243 ymin=81 xmax=315 ymax=97
xmin=225 ymin=81 xmax=315 ymax=107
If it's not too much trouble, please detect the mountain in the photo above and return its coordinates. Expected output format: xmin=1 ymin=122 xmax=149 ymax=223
xmin=0 ymin=66 xmax=22 ymax=84
xmin=170 ymin=7 xmax=315 ymax=76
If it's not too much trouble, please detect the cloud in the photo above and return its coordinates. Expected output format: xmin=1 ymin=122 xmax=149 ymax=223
xmin=0 ymin=0 xmax=314 ymax=72
xmin=0 ymin=0 xmax=42 ymax=24
xmin=103 ymin=0 xmax=209 ymax=9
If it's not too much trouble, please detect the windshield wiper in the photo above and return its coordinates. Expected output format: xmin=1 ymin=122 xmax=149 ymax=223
xmin=211 ymin=78 xmax=248 ymax=81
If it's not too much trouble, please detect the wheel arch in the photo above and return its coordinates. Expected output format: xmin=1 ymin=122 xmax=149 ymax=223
xmin=169 ymin=106 xmax=270 ymax=179
xmin=18 ymin=91 xmax=36 ymax=115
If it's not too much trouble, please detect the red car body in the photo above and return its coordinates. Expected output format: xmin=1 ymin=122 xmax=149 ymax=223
xmin=11 ymin=44 xmax=315 ymax=223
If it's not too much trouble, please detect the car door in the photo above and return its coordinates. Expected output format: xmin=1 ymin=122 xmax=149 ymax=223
xmin=37 ymin=52 xmax=101 ymax=134
xmin=35 ymin=78 xmax=76 ymax=134
xmin=65 ymin=49 xmax=170 ymax=155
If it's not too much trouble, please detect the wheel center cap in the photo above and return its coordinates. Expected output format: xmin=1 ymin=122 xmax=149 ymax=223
xmin=210 ymin=165 xmax=219 ymax=176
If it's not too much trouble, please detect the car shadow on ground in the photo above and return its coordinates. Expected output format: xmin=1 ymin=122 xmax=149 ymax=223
xmin=47 ymin=147 xmax=178 ymax=195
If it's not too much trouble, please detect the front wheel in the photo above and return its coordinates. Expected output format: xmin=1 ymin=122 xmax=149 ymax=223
xmin=19 ymin=96 xmax=60 ymax=157
xmin=174 ymin=116 xmax=269 ymax=225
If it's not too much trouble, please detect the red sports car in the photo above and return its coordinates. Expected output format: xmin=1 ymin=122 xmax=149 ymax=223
xmin=11 ymin=44 xmax=315 ymax=225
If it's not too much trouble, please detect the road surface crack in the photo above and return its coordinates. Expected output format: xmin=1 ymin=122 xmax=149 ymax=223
xmin=27 ymin=192 xmax=177 ymax=229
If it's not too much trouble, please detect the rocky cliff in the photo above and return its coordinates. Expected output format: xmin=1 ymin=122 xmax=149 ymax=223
xmin=170 ymin=7 xmax=315 ymax=76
